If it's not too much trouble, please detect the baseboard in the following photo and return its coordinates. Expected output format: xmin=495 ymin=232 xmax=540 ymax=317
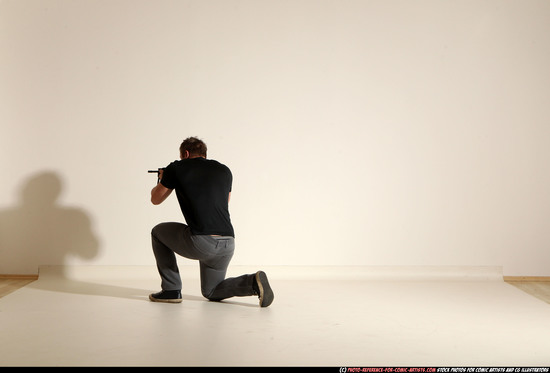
xmin=3 ymin=269 xmax=549 ymax=282
xmin=34 ymin=264 xmax=505 ymax=282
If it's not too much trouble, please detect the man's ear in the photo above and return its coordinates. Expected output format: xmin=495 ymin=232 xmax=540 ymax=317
xmin=181 ymin=150 xmax=189 ymax=159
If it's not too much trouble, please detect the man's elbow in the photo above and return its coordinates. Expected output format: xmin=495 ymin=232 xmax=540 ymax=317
xmin=151 ymin=184 xmax=172 ymax=205
xmin=151 ymin=195 xmax=163 ymax=205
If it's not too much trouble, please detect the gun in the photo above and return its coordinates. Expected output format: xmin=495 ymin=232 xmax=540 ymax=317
xmin=148 ymin=168 xmax=165 ymax=183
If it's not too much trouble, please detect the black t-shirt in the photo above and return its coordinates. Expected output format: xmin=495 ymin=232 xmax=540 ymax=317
xmin=160 ymin=158 xmax=234 ymax=237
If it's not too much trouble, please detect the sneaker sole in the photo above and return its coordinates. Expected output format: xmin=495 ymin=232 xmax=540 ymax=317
xmin=148 ymin=294 xmax=183 ymax=303
xmin=255 ymin=271 xmax=274 ymax=307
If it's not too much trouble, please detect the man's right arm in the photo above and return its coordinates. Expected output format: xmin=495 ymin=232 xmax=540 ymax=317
xmin=151 ymin=183 xmax=172 ymax=205
xmin=151 ymin=169 xmax=173 ymax=205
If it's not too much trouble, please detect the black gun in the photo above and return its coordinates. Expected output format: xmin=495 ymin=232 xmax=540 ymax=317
xmin=148 ymin=168 xmax=165 ymax=183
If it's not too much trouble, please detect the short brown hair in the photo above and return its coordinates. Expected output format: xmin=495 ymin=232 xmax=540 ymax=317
xmin=180 ymin=137 xmax=207 ymax=157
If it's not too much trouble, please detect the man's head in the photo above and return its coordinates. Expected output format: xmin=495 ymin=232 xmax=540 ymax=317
xmin=180 ymin=137 xmax=207 ymax=159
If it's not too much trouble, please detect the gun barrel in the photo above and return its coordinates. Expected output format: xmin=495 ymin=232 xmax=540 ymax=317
xmin=148 ymin=170 xmax=159 ymax=173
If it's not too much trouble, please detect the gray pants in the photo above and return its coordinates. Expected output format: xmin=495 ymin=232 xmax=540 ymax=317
xmin=151 ymin=222 xmax=256 ymax=301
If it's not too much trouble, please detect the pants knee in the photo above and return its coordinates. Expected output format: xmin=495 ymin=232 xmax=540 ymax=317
xmin=201 ymin=288 xmax=215 ymax=301
xmin=151 ymin=223 xmax=164 ymax=237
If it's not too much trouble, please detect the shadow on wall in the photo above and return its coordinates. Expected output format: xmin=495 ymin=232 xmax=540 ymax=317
xmin=0 ymin=171 xmax=100 ymax=275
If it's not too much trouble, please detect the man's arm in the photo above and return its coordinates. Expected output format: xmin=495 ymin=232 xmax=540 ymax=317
xmin=151 ymin=183 xmax=172 ymax=205
xmin=151 ymin=169 xmax=173 ymax=205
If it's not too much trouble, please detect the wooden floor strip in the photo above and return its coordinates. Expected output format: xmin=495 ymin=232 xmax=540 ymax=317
xmin=0 ymin=278 xmax=38 ymax=298
xmin=503 ymin=276 xmax=550 ymax=282
xmin=0 ymin=274 xmax=39 ymax=280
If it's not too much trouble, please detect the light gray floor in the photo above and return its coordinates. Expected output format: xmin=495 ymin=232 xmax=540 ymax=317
xmin=1 ymin=265 xmax=550 ymax=367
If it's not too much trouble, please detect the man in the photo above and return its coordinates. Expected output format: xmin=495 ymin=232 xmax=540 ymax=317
xmin=149 ymin=137 xmax=274 ymax=307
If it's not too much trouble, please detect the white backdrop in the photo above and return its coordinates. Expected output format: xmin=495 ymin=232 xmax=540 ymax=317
xmin=1 ymin=0 xmax=549 ymax=275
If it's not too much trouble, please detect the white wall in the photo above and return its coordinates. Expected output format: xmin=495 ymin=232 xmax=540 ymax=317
xmin=1 ymin=0 xmax=549 ymax=276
